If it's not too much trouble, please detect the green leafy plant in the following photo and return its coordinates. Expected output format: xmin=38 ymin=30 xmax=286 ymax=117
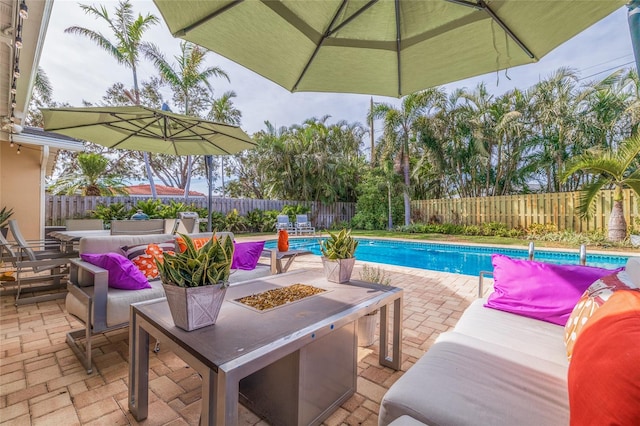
xmin=320 ymin=229 xmax=359 ymax=259
xmin=134 ymin=199 xmax=164 ymax=218
xmin=90 ymin=203 xmax=129 ymax=223
xmin=156 ymin=233 xmax=234 ymax=288
xmin=0 ymin=206 xmax=14 ymax=229
xmin=225 ymin=209 xmax=247 ymax=232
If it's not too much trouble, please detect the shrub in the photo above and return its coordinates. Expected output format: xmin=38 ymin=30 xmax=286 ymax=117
xmin=133 ymin=199 xmax=164 ymax=218
xmin=225 ymin=209 xmax=247 ymax=232
xmin=359 ymin=264 xmax=392 ymax=285
xmin=90 ymin=203 xmax=129 ymax=223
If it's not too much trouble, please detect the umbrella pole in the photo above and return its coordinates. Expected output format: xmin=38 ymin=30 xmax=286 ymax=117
xmin=206 ymin=155 xmax=213 ymax=232
xmin=629 ymin=1 xmax=640 ymax=77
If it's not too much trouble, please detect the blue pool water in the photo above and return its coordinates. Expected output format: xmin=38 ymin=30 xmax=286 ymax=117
xmin=264 ymin=238 xmax=630 ymax=276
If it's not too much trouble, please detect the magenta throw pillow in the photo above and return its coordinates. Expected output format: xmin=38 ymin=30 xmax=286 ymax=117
xmin=231 ymin=241 xmax=265 ymax=270
xmin=485 ymin=253 xmax=621 ymax=325
xmin=80 ymin=252 xmax=151 ymax=290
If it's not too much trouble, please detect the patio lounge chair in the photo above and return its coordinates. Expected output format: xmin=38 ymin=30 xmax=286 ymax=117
xmin=295 ymin=214 xmax=315 ymax=235
xmin=2 ymin=219 xmax=71 ymax=305
xmin=276 ymin=214 xmax=295 ymax=233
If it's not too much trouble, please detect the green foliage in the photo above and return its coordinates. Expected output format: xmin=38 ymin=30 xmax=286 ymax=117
xmin=156 ymin=233 xmax=234 ymax=287
xmin=280 ymin=204 xmax=310 ymax=222
xmin=159 ymin=201 xmax=194 ymax=219
xmin=0 ymin=206 xmax=14 ymax=229
xmin=90 ymin=203 xmax=129 ymax=223
xmin=526 ymin=223 xmax=558 ymax=237
xmin=320 ymin=229 xmax=359 ymax=259
xmin=245 ymin=209 xmax=278 ymax=232
xmin=134 ymin=199 xmax=164 ymax=218
xmin=351 ymin=170 xmax=403 ymax=230
xmin=395 ymin=221 xmax=524 ymax=238
xmin=225 ymin=209 xmax=247 ymax=233
xmin=359 ymin=264 xmax=391 ymax=286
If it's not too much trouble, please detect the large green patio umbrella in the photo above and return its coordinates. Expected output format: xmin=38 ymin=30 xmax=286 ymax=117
xmin=41 ymin=105 xmax=255 ymax=155
xmin=153 ymin=0 xmax=626 ymax=98
xmin=41 ymin=105 xmax=256 ymax=231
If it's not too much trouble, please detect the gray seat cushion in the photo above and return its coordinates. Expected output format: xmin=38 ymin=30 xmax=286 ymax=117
xmin=454 ymin=299 xmax=568 ymax=367
xmin=379 ymin=332 xmax=569 ymax=426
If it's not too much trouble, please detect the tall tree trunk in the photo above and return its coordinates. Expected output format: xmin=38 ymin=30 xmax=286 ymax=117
xmin=132 ymin=68 xmax=157 ymax=199
xmin=403 ymin=147 xmax=411 ymax=226
xmin=388 ymin=180 xmax=393 ymax=230
xmin=183 ymin=155 xmax=192 ymax=201
xmin=608 ymin=186 xmax=627 ymax=242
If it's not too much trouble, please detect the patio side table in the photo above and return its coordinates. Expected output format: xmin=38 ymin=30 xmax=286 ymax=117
xmin=128 ymin=270 xmax=403 ymax=425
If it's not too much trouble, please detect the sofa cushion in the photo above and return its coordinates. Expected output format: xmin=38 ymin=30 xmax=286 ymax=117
xmin=78 ymin=234 xmax=176 ymax=254
xmin=80 ymin=252 xmax=150 ymax=290
xmin=568 ymin=290 xmax=640 ymax=425
xmin=232 ymin=241 xmax=265 ymax=270
xmin=379 ymin=331 xmax=569 ymax=426
xmin=121 ymin=241 xmax=175 ymax=280
xmin=175 ymin=236 xmax=212 ymax=252
xmin=485 ymin=254 xmax=620 ymax=325
xmin=564 ymin=270 xmax=638 ymax=360
xmin=455 ymin=299 xmax=567 ymax=366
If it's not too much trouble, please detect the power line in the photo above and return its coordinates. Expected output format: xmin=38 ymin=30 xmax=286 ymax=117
xmin=579 ymin=61 xmax=636 ymax=81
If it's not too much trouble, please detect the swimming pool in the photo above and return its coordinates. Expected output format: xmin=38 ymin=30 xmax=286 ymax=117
xmin=264 ymin=238 xmax=629 ymax=276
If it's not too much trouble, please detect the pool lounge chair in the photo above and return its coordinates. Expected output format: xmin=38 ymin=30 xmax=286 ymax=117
xmin=295 ymin=214 xmax=315 ymax=235
xmin=276 ymin=215 xmax=295 ymax=233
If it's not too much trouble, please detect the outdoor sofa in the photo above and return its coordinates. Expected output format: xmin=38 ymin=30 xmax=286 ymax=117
xmin=65 ymin=232 xmax=272 ymax=373
xmin=380 ymin=255 xmax=640 ymax=426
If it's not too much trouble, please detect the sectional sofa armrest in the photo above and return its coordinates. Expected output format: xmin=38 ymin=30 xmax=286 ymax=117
xmin=68 ymin=258 xmax=110 ymax=332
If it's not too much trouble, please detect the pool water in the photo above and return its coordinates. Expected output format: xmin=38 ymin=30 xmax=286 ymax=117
xmin=264 ymin=238 xmax=629 ymax=276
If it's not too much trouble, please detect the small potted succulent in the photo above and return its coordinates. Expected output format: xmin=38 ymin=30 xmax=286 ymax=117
xmin=156 ymin=233 xmax=234 ymax=331
xmin=319 ymin=229 xmax=359 ymax=283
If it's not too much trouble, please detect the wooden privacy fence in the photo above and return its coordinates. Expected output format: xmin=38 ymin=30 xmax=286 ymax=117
xmin=46 ymin=195 xmax=355 ymax=229
xmin=412 ymin=189 xmax=639 ymax=232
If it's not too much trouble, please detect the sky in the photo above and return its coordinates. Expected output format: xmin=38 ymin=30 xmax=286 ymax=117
xmin=37 ymin=1 xmax=637 ymax=192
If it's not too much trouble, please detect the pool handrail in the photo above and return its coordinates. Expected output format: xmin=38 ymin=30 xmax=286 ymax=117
xmin=478 ymin=243 xmax=587 ymax=298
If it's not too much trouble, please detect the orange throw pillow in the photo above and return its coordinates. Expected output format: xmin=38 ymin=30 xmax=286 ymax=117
xmin=175 ymin=236 xmax=212 ymax=253
xmin=121 ymin=241 xmax=175 ymax=280
xmin=568 ymin=289 xmax=640 ymax=425
xmin=564 ymin=271 xmax=637 ymax=360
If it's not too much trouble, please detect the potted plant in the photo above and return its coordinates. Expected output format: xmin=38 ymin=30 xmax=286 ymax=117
xmin=357 ymin=264 xmax=392 ymax=347
xmin=156 ymin=233 xmax=234 ymax=331
xmin=319 ymin=229 xmax=359 ymax=283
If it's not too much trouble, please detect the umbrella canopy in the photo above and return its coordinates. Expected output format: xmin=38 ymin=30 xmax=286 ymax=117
xmin=154 ymin=0 xmax=626 ymax=98
xmin=41 ymin=105 xmax=255 ymax=155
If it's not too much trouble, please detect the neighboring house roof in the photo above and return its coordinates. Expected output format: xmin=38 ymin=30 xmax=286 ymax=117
xmin=125 ymin=184 xmax=205 ymax=197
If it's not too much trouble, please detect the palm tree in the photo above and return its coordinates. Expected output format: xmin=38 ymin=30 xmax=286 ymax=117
xmin=143 ymin=41 xmax=230 ymax=198
xmin=65 ymin=0 xmax=160 ymax=198
xmin=208 ymin=91 xmax=242 ymax=197
xmin=48 ymin=153 xmax=128 ymax=196
xmin=371 ymin=89 xmax=443 ymax=226
xmin=561 ymin=134 xmax=640 ymax=241
xmin=25 ymin=67 xmax=53 ymax=127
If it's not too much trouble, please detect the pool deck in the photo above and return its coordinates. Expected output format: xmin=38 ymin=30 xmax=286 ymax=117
xmin=0 ymin=254 xmax=484 ymax=425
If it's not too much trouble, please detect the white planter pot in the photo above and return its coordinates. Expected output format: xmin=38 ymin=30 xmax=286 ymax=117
xmin=631 ymin=234 xmax=640 ymax=248
xmin=163 ymin=283 xmax=226 ymax=331
xmin=321 ymin=257 xmax=356 ymax=283
xmin=357 ymin=313 xmax=377 ymax=347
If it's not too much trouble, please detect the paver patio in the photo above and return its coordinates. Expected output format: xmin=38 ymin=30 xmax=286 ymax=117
xmin=0 ymin=254 xmax=481 ymax=425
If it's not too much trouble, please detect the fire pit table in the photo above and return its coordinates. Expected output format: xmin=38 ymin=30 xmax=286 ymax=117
xmin=128 ymin=269 xmax=403 ymax=425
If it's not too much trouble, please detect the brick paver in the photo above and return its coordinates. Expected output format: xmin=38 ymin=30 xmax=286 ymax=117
xmin=0 ymin=253 xmax=480 ymax=425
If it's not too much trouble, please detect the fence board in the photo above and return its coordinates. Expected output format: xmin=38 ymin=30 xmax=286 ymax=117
xmin=45 ymin=195 xmax=356 ymax=229
xmin=412 ymin=189 xmax=639 ymax=232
